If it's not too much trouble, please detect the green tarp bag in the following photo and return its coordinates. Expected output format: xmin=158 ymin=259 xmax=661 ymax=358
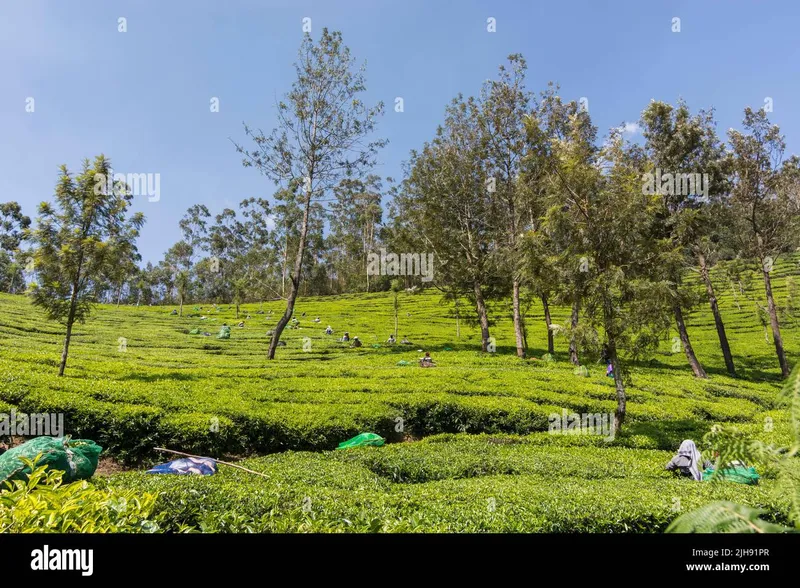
xmin=217 ymin=325 xmax=231 ymax=339
xmin=189 ymin=328 xmax=201 ymax=335
xmin=336 ymin=433 xmax=385 ymax=450
xmin=0 ymin=436 xmax=102 ymax=485
xmin=703 ymin=463 xmax=760 ymax=485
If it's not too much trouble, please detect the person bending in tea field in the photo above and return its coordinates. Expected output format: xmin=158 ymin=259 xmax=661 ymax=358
xmin=313 ymin=317 xmax=321 ymax=323
xmin=340 ymin=332 xmax=350 ymax=342
xmin=401 ymin=335 xmax=412 ymax=345
xmin=419 ymin=352 xmax=436 ymax=367
xmin=387 ymin=334 xmax=396 ymax=345
xmin=325 ymin=325 xmax=333 ymax=335
xmin=350 ymin=336 xmax=362 ymax=348
xmin=665 ymin=440 xmax=712 ymax=481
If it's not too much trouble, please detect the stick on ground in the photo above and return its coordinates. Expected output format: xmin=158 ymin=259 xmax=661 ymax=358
xmin=153 ymin=447 xmax=269 ymax=479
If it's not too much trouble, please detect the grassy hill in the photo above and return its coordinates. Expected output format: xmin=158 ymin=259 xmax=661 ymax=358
xmin=0 ymin=256 xmax=797 ymax=531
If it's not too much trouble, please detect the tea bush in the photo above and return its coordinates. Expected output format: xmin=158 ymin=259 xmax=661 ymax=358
xmin=110 ymin=435 xmax=788 ymax=533
xmin=0 ymin=458 xmax=162 ymax=533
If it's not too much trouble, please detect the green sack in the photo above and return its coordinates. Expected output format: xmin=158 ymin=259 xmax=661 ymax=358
xmin=217 ymin=326 xmax=231 ymax=339
xmin=189 ymin=328 xmax=201 ymax=335
xmin=573 ymin=365 xmax=589 ymax=377
xmin=0 ymin=436 xmax=102 ymax=485
xmin=336 ymin=433 xmax=385 ymax=450
xmin=396 ymin=360 xmax=411 ymax=366
xmin=702 ymin=464 xmax=760 ymax=485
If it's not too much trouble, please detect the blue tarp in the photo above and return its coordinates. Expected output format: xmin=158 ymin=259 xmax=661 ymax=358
xmin=146 ymin=457 xmax=217 ymax=475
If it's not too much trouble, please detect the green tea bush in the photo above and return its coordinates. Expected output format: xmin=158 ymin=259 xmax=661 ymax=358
xmin=110 ymin=437 xmax=786 ymax=533
xmin=0 ymin=458 xmax=162 ymax=533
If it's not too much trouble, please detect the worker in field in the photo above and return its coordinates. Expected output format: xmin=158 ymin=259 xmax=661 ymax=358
xmin=387 ymin=334 xmax=396 ymax=345
xmin=325 ymin=325 xmax=333 ymax=335
xmin=237 ymin=321 xmax=244 ymax=328
xmin=401 ymin=335 xmax=412 ymax=345
xmin=419 ymin=352 xmax=435 ymax=367
xmin=350 ymin=336 xmax=362 ymax=348
xmin=665 ymin=440 xmax=712 ymax=481
xmin=313 ymin=317 xmax=321 ymax=323
xmin=340 ymin=332 xmax=350 ymax=342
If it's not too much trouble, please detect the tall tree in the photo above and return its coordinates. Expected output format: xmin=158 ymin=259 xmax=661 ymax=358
xmin=29 ymin=156 xmax=144 ymax=376
xmin=236 ymin=29 xmax=385 ymax=359
xmin=329 ymin=175 xmax=384 ymax=292
xmin=164 ymin=240 xmax=193 ymax=316
xmin=398 ymin=95 xmax=495 ymax=351
xmin=640 ymin=100 xmax=731 ymax=377
xmin=480 ymin=54 xmax=532 ymax=358
xmin=541 ymin=100 xmax=662 ymax=433
xmin=0 ymin=201 xmax=31 ymax=293
xmin=728 ymin=108 xmax=799 ymax=378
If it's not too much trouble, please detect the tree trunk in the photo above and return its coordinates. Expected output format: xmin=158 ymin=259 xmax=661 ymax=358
xmin=179 ymin=295 xmax=183 ymax=317
xmin=236 ymin=303 xmax=240 ymax=319
xmin=59 ymin=283 xmax=81 ymax=377
xmin=603 ymin=299 xmax=626 ymax=434
xmin=762 ymin=263 xmax=790 ymax=378
xmin=512 ymin=279 xmax=525 ymax=358
xmin=698 ymin=252 xmax=735 ymax=376
xmin=455 ymin=299 xmax=461 ymax=338
xmin=269 ymin=193 xmax=312 ymax=360
xmin=281 ymin=227 xmax=289 ymax=298
xmin=116 ymin=285 xmax=123 ymax=308
xmin=569 ymin=298 xmax=580 ymax=366
xmin=673 ymin=300 xmax=707 ymax=378
xmin=541 ymin=295 xmax=554 ymax=355
xmin=607 ymin=336 xmax=626 ymax=435
xmin=393 ymin=295 xmax=399 ymax=339
xmin=473 ymin=281 xmax=490 ymax=352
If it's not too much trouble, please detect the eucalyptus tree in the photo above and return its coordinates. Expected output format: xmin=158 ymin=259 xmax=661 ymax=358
xmin=479 ymin=54 xmax=532 ymax=357
xmin=540 ymin=99 xmax=662 ymax=433
xmin=235 ymin=29 xmax=385 ymax=359
xmin=329 ymin=175 xmax=384 ymax=292
xmin=398 ymin=94 xmax=496 ymax=351
xmin=640 ymin=100 xmax=730 ymax=377
xmin=0 ymin=201 xmax=31 ymax=293
xmin=164 ymin=240 xmax=193 ymax=315
xmin=728 ymin=108 xmax=799 ymax=378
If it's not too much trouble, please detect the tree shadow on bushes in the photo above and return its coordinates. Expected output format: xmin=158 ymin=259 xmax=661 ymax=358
xmin=623 ymin=419 xmax=713 ymax=451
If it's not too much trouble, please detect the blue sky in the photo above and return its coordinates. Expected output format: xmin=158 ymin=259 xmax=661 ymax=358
xmin=2 ymin=0 xmax=799 ymax=264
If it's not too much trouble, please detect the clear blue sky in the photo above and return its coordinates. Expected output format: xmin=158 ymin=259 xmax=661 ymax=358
xmin=2 ymin=0 xmax=799 ymax=264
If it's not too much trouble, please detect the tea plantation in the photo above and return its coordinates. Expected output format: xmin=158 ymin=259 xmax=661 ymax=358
xmin=0 ymin=257 xmax=798 ymax=532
